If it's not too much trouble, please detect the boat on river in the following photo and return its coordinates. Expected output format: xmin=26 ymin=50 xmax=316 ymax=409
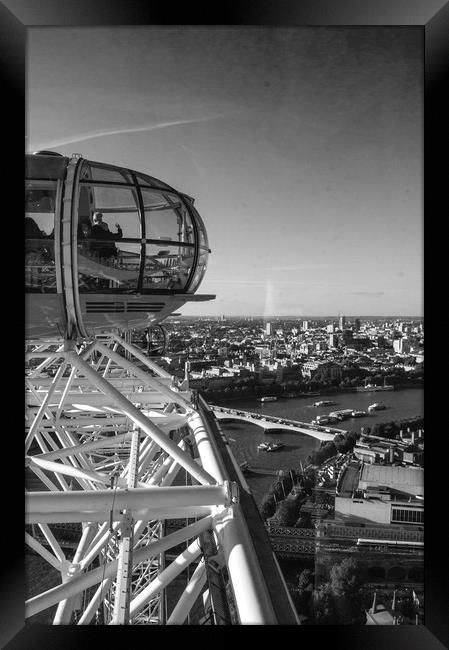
xmin=257 ymin=442 xmax=285 ymax=452
xmin=356 ymin=380 xmax=394 ymax=392
xmin=258 ymin=396 xmax=278 ymax=402
xmin=368 ymin=402 xmax=387 ymax=412
xmin=329 ymin=409 xmax=354 ymax=420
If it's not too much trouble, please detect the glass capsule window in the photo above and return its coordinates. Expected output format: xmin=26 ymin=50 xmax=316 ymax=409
xmin=187 ymin=203 xmax=209 ymax=293
xmin=134 ymin=172 xmax=173 ymax=190
xmin=143 ymin=242 xmax=194 ymax=291
xmin=25 ymin=155 xmax=210 ymax=297
xmin=76 ymin=175 xmax=141 ymax=293
xmin=88 ymin=164 xmax=132 ymax=184
xmin=25 ymin=180 xmax=57 ymax=292
xmin=188 ymin=248 xmax=209 ymax=294
xmin=141 ymin=187 xmax=196 ymax=289
xmin=76 ymin=160 xmax=209 ymax=293
xmin=142 ymin=189 xmax=183 ymax=240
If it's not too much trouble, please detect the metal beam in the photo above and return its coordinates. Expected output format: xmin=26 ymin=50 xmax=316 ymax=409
xmin=111 ymin=429 xmax=139 ymax=624
xmin=65 ymin=351 xmax=216 ymax=486
xmin=166 ymin=559 xmax=207 ymax=624
xmin=26 ymin=484 xmax=232 ymax=514
xmin=26 ymin=515 xmax=213 ymax=618
xmin=26 ymin=505 xmax=215 ymax=525
xmin=128 ymin=537 xmax=203 ymax=619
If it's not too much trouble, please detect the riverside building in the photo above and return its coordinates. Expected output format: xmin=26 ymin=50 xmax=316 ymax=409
xmin=335 ymin=462 xmax=424 ymax=526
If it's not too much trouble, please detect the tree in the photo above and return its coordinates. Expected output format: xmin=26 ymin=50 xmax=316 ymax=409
xmin=333 ymin=433 xmax=347 ymax=453
xmin=310 ymin=441 xmax=337 ymax=465
xmin=297 ymin=568 xmax=314 ymax=591
xmin=329 ymin=558 xmax=361 ymax=596
xmin=312 ymin=583 xmax=337 ymax=624
xmin=296 ymin=512 xmax=314 ymax=529
xmin=280 ymin=472 xmax=293 ymax=495
xmin=274 ymin=494 xmax=303 ymax=527
xmin=259 ymin=493 xmax=276 ymax=521
xmin=293 ymin=569 xmax=315 ymax=619
xmin=397 ymin=594 xmax=417 ymax=620
xmin=334 ymin=430 xmax=359 ymax=454
xmin=312 ymin=558 xmax=366 ymax=625
xmin=271 ymin=481 xmax=285 ymax=501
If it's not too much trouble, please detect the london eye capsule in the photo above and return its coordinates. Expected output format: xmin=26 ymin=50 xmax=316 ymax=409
xmin=25 ymin=152 xmax=214 ymax=339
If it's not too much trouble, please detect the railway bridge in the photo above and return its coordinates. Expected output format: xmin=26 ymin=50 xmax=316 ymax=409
xmin=265 ymin=524 xmax=424 ymax=585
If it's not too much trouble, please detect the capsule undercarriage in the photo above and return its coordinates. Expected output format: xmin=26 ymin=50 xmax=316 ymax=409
xmin=25 ymin=153 xmax=214 ymax=339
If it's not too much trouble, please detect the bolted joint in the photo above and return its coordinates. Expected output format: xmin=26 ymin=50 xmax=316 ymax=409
xmin=208 ymin=552 xmax=226 ymax=572
xmin=63 ymin=339 xmax=77 ymax=351
xmin=68 ymin=562 xmax=81 ymax=577
xmin=223 ymin=480 xmax=239 ymax=506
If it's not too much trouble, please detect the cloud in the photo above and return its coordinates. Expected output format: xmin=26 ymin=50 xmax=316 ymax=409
xmin=30 ymin=111 xmax=240 ymax=151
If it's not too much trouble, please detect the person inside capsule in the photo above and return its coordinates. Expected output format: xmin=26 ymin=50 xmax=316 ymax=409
xmin=90 ymin=212 xmax=123 ymax=262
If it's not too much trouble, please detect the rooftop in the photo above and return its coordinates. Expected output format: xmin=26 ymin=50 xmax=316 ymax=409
xmin=360 ymin=464 xmax=423 ymax=496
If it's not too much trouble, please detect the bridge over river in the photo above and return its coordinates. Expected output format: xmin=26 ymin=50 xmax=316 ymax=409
xmin=211 ymin=405 xmax=345 ymax=441
xmin=265 ymin=524 xmax=424 ymax=585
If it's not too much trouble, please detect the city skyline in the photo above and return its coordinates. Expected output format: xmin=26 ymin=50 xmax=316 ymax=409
xmin=27 ymin=26 xmax=423 ymax=317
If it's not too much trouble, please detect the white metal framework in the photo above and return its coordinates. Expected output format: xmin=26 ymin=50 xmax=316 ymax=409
xmin=25 ymin=333 xmax=299 ymax=625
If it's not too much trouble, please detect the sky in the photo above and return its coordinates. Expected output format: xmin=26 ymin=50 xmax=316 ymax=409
xmin=26 ymin=26 xmax=423 ymax=317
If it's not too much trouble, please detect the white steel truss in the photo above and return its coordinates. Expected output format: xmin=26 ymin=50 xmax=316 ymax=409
xmin=25 ymin=333 xmax=298 ymax=625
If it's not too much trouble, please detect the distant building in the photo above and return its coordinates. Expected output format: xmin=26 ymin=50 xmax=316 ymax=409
xmin=354 ymin=318 xmax=361 ymax=332
xmin=254 ymin=345 xmax=270 ymax=360
xmin=394 ymin=338 xmax=411 ymax=354
xmin=302 ymin=320 xmax=309 ymax=331
xmin=347 ymin=337 xmax=370 ymax=351
xmin=326 ymin=323 xmax=335 ymax=333
xmin=400 ymin=444 xmax=424 ymax=466
xmin=353 ymin=444 xmax=393 ymax=464
xmin=265 ymin=322 xmax=272 ymax=336
xmin=299 ymin=342 xmax=314 ymax=355
xmin=339 ymin=315 xmax=346 ymax=330
xmin=302 ymin=360 xmax=342 ymax=382
xmin=340 ymin=329 xmax=353 ymax=345
xmin=329 ymin=334 xmax=339 ymax=348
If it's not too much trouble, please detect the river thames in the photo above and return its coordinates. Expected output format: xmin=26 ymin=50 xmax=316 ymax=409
xmin=217 ymin=387 xmax=424 ymax=504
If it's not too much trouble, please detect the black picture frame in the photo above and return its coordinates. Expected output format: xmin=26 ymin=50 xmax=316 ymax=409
xmin=2 ymin=1 xmax=447 ymax=647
